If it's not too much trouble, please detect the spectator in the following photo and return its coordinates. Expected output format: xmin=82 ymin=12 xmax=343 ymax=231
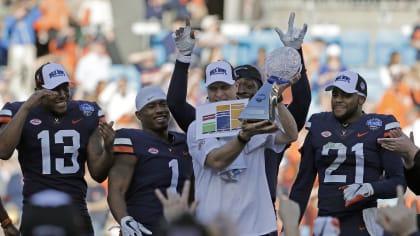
xmin=2 ymin=0 xmax=41 ymax=100
xmin=74 ymin=38 xmax=112 ymax=100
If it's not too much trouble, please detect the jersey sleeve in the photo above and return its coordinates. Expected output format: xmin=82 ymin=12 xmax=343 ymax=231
xmin=286 ymin=48 xmax=311 ymax=132
xmin=372 ymin=115 xmax=406 ymax=198
xmin=0 ymin=103 xmax=13 ymax=124
xmin=289 ymin=118 xmax=318 ymax=220
xmin=167 ymin=60 xmax=196 ymax=132
xmin=113 ymin=129 xmax=135 ymax=155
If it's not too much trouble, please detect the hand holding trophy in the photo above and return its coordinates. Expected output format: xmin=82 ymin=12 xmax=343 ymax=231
xmin=239 ymin=46 xmax=302 ymax=122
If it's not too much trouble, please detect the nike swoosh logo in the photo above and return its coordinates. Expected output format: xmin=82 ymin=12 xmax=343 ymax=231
xmin=357 ymin=132 xmax=368 ymax=138
xmin=72 ymin=118 xmax=82 ymax=124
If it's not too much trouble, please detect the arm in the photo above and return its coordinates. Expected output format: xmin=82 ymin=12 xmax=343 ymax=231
xmin=167 ymin=17 xmax=196 ymax=132
xmin=278 ymin=194 xmax=300 ymax=236
xmin=86 ymin=121 xmax=115 ymax=182
xmin=286 ymin=48 xmax=311 ymax=131
xmin=404 ymin=150 xmax=420 ymax=194
xmin=275 ymin=102 xmax=298 ymax=145
xmin=289 ymin=132 xmax=317 ymax=221
xmin=371 ymin=149 xmax=406 ymax=198
xmin=377 ymin=185 xmax=418 ymax=236
xmin=107 ymin=154 xmax=137 ymax=223
xmin=167 ymin=60 xmax=196 ymax=132
xmin=0 ymin=200 xmax=19 ymax=236
xmin=205 ymin=120 xmax=279 ymax=170
xmin=0 ymin=90 xmax=55 ymax=160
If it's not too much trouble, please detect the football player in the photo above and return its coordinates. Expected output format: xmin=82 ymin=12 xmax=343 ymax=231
xmin=289 ymin=70 xmax=406 ymax=235
xmin=0 ymin=62 xmax=115 ymax=236
xmin=107 ymin=86 xmax=193 ymax=236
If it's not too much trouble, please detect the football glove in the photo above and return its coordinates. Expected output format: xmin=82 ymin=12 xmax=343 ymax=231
xmin=172 ymin=19 xmax=195 ymax=63
xmin=274 ymin=12 xmax=307 ymax=50
xmin=341 ymin=183 xmax=374 ymax=208
xmin=120 ymin=216 xmax=152 ymax=236
xmin=313 ymin=216 xmax=340 ymax=236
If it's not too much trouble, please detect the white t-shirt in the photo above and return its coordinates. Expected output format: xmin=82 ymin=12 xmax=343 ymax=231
xmin=187 ymin=120 xmax=285 ymax=236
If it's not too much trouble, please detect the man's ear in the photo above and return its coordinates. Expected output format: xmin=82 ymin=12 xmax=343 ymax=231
xmin=358 ymin=95 xmax=367 ymax=105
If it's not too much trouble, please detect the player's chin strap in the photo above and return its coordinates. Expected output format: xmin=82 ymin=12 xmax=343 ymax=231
xmin=363 ymin=207 xmax=384 ymax=236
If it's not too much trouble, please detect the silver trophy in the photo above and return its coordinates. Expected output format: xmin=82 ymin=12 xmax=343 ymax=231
xmin=238 ymin=46 xmax=302 ymax=121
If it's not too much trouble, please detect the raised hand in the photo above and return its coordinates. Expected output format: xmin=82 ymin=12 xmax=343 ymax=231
xmin=377 ymin=185 xmax=418 ymax=236
xmin=275 ymin=12 xmax=308 ymax=49
xmin=155 ymin=180 xmax=198 ymax=223
xmin=173 ymin=17 xmax=196 ymax=62
xmin=99 ymin=121 xmax=115 ymax=152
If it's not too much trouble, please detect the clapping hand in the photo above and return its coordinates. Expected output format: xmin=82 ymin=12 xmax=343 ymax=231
xmin=275 ymin=12 xmax=307 ymax=49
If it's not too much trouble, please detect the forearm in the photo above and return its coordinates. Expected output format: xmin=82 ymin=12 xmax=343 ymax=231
xmin=167 ymin=60 xmax=195 ymax=132
xmin=0 ymin=106 xmax=30 ymax=159
xmin=405 ymin=150 xmax=420 ymax=194
xmin=287 ymin=48 xmax=311 ymax=131
xmin=108 ymin=192 xmax=129 ymax=223
xmin=87 ymin=130 xmax=114 ymax=182
xmin=205 ymin=133 xmax=247 ymax=170
xmin=87 ymin=150 xmax=114 ymax=183
xmin=276 ymin=103 xmax=298 ymax=143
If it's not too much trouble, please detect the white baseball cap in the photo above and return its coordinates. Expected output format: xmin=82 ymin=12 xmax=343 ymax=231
xmin=205 ymin=60 xmax=235 ymax=87
xmin=135 ymin=86 xmax=166 ymax=111
xmin=325 ymin=70 xmax=367 ymax=97
xmin=35 ymin=62 xmax=71 ymax=89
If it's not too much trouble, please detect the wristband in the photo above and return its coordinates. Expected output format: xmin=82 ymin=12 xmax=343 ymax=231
xmin=1 ymin=218 xmax=11 ymax=229
xmin=237 ymin=132 xmax=250 ymax=144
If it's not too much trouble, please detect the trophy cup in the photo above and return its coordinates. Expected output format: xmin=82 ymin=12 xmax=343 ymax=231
xmin=238 ymin=46 xmax=302 ymax=121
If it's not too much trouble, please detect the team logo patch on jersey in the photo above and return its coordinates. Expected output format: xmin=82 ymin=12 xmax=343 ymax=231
xmin=148 ymin=147 xmax=159 ymax=154
xmin=79 ymin=103 xmax=94 ymax=117
xmin=29 ymin=118 xmax=42 ymax=125
xmin=321 ymin=131 xmax=332 ymax=138
xmin=366 ymin=118 xmax=382 ymax=130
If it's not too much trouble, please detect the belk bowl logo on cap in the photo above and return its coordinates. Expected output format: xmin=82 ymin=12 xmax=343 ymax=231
xmin=210 ymin=67 xmax=227 ymax=76
xmin=335 ymin=75 xmax=350 ymax=83
xmin=49 ymin=69 xmax=66 ymax=79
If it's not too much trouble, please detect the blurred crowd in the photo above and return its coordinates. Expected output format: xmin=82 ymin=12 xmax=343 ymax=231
xmin=0 ymin=0 xmax=420 ymax=235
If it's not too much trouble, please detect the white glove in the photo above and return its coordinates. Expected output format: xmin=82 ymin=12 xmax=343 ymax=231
xmin=120 ymin=216 xmax=152 ymax=236
xmin=172 ymin=18 xmax=196 ymax=63
xmin=341 ymin=183 xmax=374 ymax=208
xmin=274 ymin=12 xmax=307 ymax=49
xmin=313 ymin=216 xmax=340 ymax=236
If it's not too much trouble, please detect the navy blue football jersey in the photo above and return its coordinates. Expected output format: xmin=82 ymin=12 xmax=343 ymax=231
xmin=289 ymin=112 xmax=406 ymax=218
xmin=113 ymin=129 xmax=193 ymax=232
xmin=0 ymin=101 xmax=104 ymax=216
